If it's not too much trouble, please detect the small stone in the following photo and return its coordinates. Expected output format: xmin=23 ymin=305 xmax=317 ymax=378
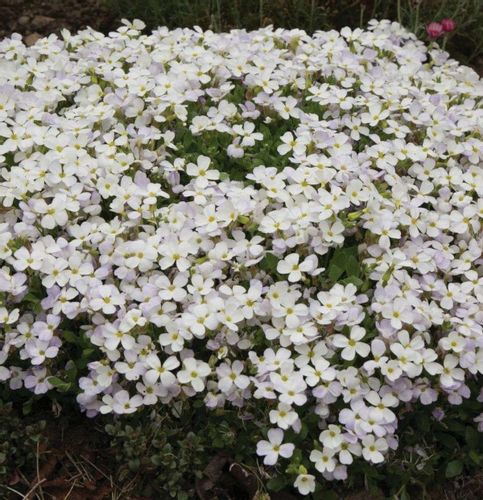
xmin=18 ymin=16 xmax=30 ymax=26
xmin=31 ymin=15 xmax=55 ymax=30
xmin=24 ymin=33 xmax=42 ymax=46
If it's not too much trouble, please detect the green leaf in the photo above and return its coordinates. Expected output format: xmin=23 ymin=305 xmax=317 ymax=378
xmin=22 ymin=399 xmax=33 ymax=416
xmin=469 ymin=449 xmax=481 ymax=465
xmin=267 ymin=474 xmax=288 ymax=492
xmin=327 ymin=246 xmax=361 ymax=284
xmin=82 ymin=347 xmax=95 ymax=358
xmin=151 ymin=454 xmax=165 ymax=466
xmin=328 ymin=263 xmax=344 ymax=281
xmin=341 ymin=276 xmax=364 ymax=287
xmin=445 ymin=460 xmax=463 ymax=478
xmin=436 ymin=432 xmax=459 ymax=450
xmin=66 ymin=361 xmax=78 ymax=382
xmin=48 ymin=376 xmax=71 ymax=392
xmin=63 ymin=330 xmax=79 ymax=344
xmin=259 ymin=253 xmax=279 ymax=273
xmin=345 ymin=255 xmax=361 ymax=277
xmin=399 ymin=488 xmax=411 ymax=500
xmin=318 ymin=490 xmax=338 ymax=500
xmin=128 ymin=458 xmax=141 ymax=471
xmin=299 ymin=422 xmax=309 ymax=440
xmin=465 ymin=426 xmax=480 ymax=447
xmin=23 ymin=292 xmax=40 ymax=304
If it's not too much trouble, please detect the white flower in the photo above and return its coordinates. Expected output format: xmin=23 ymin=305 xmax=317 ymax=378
xmin=256 ymin=428 xmax=294 ymax=465
xmin=186 ymin=155 xmax=219 ymax=187
xmin=332 ymin=326 xmax=370 ymax=360
xmin=361 ymin=435 xmax=388 ymax=464
xmin=365 ymin=390 xmax=398 ymax=423
xmin=440 ymin=355 xmax=465 ymax=388
xmin=33 ymin=196 xmax=70 ymax=229
xmin=269 ymin=403 xmax=299 ymax=430
xmin=89 ymin=285 xmax=125 ymax=315
xmin=319 ymin=424 xmax=343 ymax=449
xmin=0 ymin=307 xmax=19 ymax=325
xmin=144 ymin=354 xmax=179 ymax=386
xmin=277 ymin=253 xmax=318 ymax=282
xmin=102 ymin=323 xmax=135 ymax=351
xmin=294 ymin=473 xmax=316 ymax=495
xmin=277 ymin=132 xmax=308 ymax=156
xmin=177 ymin=358 xmax=211 ymax=392
xmin=310 ymin=448 xmax=337 ymax=473
xmin=381 ymin=298 xmax=413 ymax=330
xmin=24 ymin=340 xmax=59 ymax=365
xmin=319 ymin=220 xmax=345 ymax=245
xmin=100 ymin=390 xmax=143 ymax=414
xmin=216 ymin=360 xmax=250 ymax=392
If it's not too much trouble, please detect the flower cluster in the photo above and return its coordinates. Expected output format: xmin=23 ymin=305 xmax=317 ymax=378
xmin=0 ymin=19 xmax=481 ymax=493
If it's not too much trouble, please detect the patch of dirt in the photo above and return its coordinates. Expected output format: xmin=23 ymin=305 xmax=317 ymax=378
xmin=4 ymin=420 xmax=116 ymax=500
xmin=0 ymin=0 xmax=115 ymax=45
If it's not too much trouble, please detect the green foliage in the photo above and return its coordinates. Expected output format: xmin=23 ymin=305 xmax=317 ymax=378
xmin=0 ymin=392 xmax=481 ymax=498
xmin=106 ymin=418 xmax=205 ymax=498
xmin=0 ymin=400 xmax=46 ymax=485
xmin=346 ymin=396 xmax=483 ymax=498
xmin=327 ymin=246 xmax=363 ymax=286
xmin=99 ymin=388 xmax=483 ymax=498
xmin=103 ymin=403 xmax=262 ymax=498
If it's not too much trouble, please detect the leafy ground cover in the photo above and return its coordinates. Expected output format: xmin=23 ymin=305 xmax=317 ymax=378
xmin=0 ymin=15 xmax=482 ymax=500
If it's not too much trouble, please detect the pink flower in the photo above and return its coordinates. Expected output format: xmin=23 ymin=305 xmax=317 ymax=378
xmin=441 ymin=18 xmax=456 ymax=32
xmin=426 ymin=22 xmax=443 ymax=39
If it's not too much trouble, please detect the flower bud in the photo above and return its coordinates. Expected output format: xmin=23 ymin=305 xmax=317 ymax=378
xmin=426 ymin=22 xmax=443 ymax=39
xmin=441 ymin=18 xmax=456 ymax=32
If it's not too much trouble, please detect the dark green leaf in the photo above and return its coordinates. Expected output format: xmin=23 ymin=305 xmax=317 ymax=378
xmin=267 ymin=474 xmax=288 ymax=492
xmin=469 ymin=449 xmax=481 ymax=465
xmin=48 ymin=376 xmax=71 ymax=392
xmin=63 ymin=330 xmax=79 ymax=344
xmin=445 ymin=460 xmax=463 ymax=478
xmin=259 ymin=253 xmax=279 ymax=273
xmin=328 ymin=263 xmax=344 ymax=281
xmin=436 ymin=432 xmax=459 ymax=450
xmin=465 ymin=426 xmax=480 ymax=447
xmin=318 ymin=490 xmax=338 ymax=500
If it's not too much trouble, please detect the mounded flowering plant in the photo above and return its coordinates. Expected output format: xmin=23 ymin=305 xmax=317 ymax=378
xmin=0 ymin=18 xmax=482 ymax=495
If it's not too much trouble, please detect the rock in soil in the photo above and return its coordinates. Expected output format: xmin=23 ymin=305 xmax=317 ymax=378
xmin=24 ymin=32 xmax=42 ymax=46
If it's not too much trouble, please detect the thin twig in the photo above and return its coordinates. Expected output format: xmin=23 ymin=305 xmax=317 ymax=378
xmin=24 ymin=478 xmax=47 ymax=500
xmin=65 ymin=450 xmax=94 ymax=483
xmin=63 ymin=478 xmax=78 ymax=500
xmin=0 ymin=485 xmax=25 ymax=498
xmin=80 ymin=453 xmax=111 ymax=481
xmin=34 ymin=442 xmax=45 ymax=500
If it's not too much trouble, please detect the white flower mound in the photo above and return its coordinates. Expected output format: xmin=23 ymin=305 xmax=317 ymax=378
xmin=0 ymin=18 xmax=482 ymax=489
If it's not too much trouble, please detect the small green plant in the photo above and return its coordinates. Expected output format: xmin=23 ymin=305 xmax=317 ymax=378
xmin=0 ymin=401 xmax=46 ymax=486
xmin=104 ymin=404 xmax=262 ymax=498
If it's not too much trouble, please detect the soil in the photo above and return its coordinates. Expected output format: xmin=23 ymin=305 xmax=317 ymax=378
xmin=0 ymin=0 xmax=116 ymax=45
